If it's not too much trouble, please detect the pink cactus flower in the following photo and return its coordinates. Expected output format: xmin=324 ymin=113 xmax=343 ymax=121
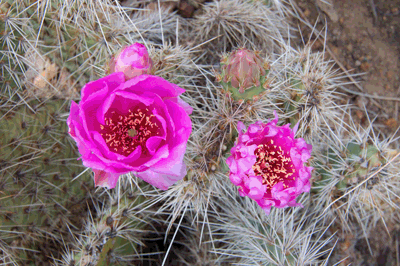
xmin=108 ymin=43 xmax=153 ymax=80
xmin=67 ymin=72 xmax=192 ymax=190
xmin=226 ymin=111 xmax=313 ymax=214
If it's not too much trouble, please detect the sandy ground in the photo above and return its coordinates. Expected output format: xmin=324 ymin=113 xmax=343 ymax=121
xmin=295 ymin=0 xmax=400 ymax=135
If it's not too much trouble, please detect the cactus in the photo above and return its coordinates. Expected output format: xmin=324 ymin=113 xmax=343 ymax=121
xmin=58 ymin=176 xmax=148 ymax=266
xmin=277 ymin=45 xmax=347 ymax=142
xmin=209 ymin=183 xmax=334 ymax=265
xmin=0 ymin=98 xmax=150 ymax=265
xmin=148 ymin=43 xmax=203 ymax=87
xmin=0 ymin=1 xmax=37 ymax=97
xmin=192 ymin=0 xmax=292 ymax=53
xmin=313 ymin=140 xmax=390 ymax=193
xmin=0 ymin=98 xmax=95 ymax=264
xmin=1 ymin=0 xmax=399 ymax=265
xmin=309 ymin=121 xmax=400 ymax=264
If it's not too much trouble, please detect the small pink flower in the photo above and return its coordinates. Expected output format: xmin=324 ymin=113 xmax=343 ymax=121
xmin=226 ymin=111 xmax=313 ymax=214
xmin=108 ymin=43 xmax=153 ymax=80
xmin=67 ymin=73 xmax=192 ymax=190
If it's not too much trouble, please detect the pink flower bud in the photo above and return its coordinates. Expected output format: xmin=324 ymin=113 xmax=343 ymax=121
xmin=222 ymin=48 xmax=266 ymax=93
xmin=217 ymin=48 xmax=270 ymax=102
xmin=109 ymin=43 xmax=153 ymax=80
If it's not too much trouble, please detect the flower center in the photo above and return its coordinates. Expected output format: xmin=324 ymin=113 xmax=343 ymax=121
xmin=100 ymin=107 xmax=161 ymax=156
xmin=252 ymin=139 xmax=295 ymax=190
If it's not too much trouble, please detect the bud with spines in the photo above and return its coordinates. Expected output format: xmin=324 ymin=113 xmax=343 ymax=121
xmin=216 ymin=48 xmax=270 ymax=102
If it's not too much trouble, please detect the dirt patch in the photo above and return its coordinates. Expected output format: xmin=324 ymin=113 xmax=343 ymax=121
xmin=294 ymin=0 xmax=400 ymax=135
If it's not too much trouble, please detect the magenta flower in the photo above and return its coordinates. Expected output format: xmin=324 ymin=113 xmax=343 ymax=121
xmin=67 ymin=72 xmax=192 ymax=190
xmin=226 ymin=111 xmax=313 ymax=214
xmin=108 ymin=43 xmax=153 ymax=80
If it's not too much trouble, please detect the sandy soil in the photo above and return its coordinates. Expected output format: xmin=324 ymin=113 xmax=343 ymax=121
xmin=295 ymin=0 xmax=400 ymax=136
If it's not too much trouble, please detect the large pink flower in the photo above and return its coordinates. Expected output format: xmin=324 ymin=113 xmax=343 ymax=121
xmin=67 ymin=72 xmax=192 ymax=190
xmin=226 ymin=111 xmax=313 ymax=214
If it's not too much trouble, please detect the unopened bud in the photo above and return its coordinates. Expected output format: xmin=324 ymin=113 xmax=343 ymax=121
xmin=108 ymin=43 xmax=153 ymax=80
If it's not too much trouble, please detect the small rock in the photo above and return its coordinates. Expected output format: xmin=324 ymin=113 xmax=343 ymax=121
xmin=355 ymin=110 xmax=364 ymax=120
xmin=360 ymin=62 xmax=370 ymax=71
xmin=143 ymin=2 xmax=176 ymax=14
xmin=346 ymin=43 xmax=353 ymax=52
xmin=178 ymin=0 xmax=195 ymax=18
xmin=316 ymin=0 xmax=339 ymax=22
xmin=355 ymin=96 xmax=369 ymax=108
xmin=385 ymin=118 xmax=397 ymax=130
xmin=355 ymin=60 xmax=361 ymax=66
xmin=330 ymin=45 xmax=339 ymax=55
xmin=312 ymin=40 xmax=323 ymax=49
xmin=332 ymin=28 xmax=340 ymax=36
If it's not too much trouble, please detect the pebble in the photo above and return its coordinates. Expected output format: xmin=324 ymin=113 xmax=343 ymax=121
xmin=385 ymin=118 xmax=397 ymax=130
xmin=178 ymin=0 xmax=195 ymax=18
xmin=355 ymin=110 xmax=364 ymax=120
xmin=355 ymin=96 xmax=369 ymax=108
xmin=330 ymin=45 xmax=339 ymax=55
xmin=360 ymin=62 xmax=370 ymax=71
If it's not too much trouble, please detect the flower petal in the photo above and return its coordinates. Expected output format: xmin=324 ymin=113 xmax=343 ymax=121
xmin=81 ymin=72 xmax=125 ymax=102
xmin=177 ymin=97 xmax=193 ymax=115
xmin=119 ymin=75 xmax=184 ymax=99
xmin=93 ymin=169 xmax=120 ymax=189
xmin=136 ymin=160 xmax=187 ymax=190
xmin=67 ymin=101 xmax=81 ymax=139
xmin=229 ymin=173 xmax=242 ymax=186
xmin=146 ymin=136 xmax=164 ymax=155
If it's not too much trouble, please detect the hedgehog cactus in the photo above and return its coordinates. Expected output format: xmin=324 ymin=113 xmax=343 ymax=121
xmin=3 ymin=0 xmax=400 ymax=264
xmin=340 ymin=142 xmax=386 ymax=189
xmin=314 ymin=141 xmax=389 ymax=193
xmin=216 ymin=48 xmax=270 ymax=102
xmin=0 ymin=99 xmax=95 ymax=264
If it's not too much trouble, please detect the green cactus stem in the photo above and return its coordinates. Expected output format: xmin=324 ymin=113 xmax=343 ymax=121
xmin=313 ymin=141 xmax=390 ymax=194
